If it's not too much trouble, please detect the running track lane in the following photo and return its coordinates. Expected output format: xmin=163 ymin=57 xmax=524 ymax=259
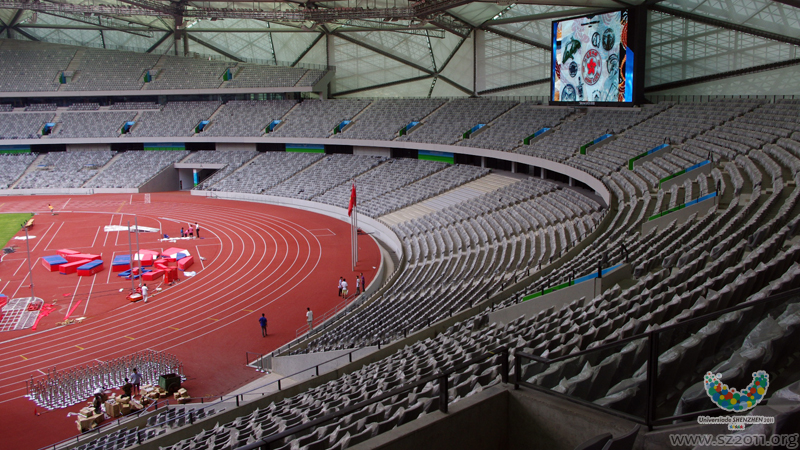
xmin=0 ymin=192 xmax=382 ymax=450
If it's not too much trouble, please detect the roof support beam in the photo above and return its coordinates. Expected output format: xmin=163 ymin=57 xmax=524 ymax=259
xmin=333 ymin=31 xmax=434 ymax=75
xmin=438 ymin=75 xmax=473 ymax=96
xmin=651 ymin=4 xmax=800 ymax=47
xmin=332 ymin=75 xmax=432 ymax=97
xmin=488 ymin=7 xmax=610 ymax=26
xmin=770 ymin=0 xmax=800 ymax=9
xmin=11 ymin=25 xmax=39 ymax=41
xmin=645 ymin=58 xmax=800 ymax=93
xmin=291 ymin=32 xmax=325 ymax=67
xmin=477 ymin=78 xmax=549 ymax=96
xmin=146 ymin=31 xmax=173 ymax=53
xmin=437 ymin=33 xmax=468 ymax=75
xmin=481 ymin=25 xmax=549 ymax=51
xmin=186 ymin=34 xmax=243 ymax=62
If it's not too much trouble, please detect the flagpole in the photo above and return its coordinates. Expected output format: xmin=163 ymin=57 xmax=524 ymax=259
xmin=354 ymin=204 xmax=358 ymax=267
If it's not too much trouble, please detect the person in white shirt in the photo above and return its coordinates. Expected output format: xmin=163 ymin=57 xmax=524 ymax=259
xmin=141 ymin=284 xmax=148 ymax=303
xmin=306 ymin=307 xmax=313 ymax=332
xmin=341 ymin=279 xmax=348 ymax=298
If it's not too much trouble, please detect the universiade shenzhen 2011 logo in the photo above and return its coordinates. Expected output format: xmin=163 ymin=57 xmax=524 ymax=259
xmin=704 ymin=370 xmax=770 ymax=412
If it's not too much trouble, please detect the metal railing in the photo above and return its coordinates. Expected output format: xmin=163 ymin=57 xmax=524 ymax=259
xmin=237 ymin=347 xmax=510 ymax=450
xmin=514 ymin=287 xmax=800 ymax=430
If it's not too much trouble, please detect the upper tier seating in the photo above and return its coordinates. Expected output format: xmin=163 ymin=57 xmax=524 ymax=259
xmin=396 ymin=98 xmax=517 ymax=145
xmin=56 ymin=112 xmax=136 ymax=138
xmin=459 ymin=103 xmax=573 ymax=152
xmin=224 ymin=64 xmax=307 ymax=88
xmin=145 ymin=56 xmax=229 ymax=90
xmin=270 ymin=99 xmax=372 ymax=139
xmin=0 ymin=39 xmax=332 ymax=93
xmin=0 ymin=42 xmax=75 ymax=92
xmin=518 ymin=104 xmax=668 ymax=163
xmin=203 ymin=100 xmax=297 ymax=137
xmin=0 ymin=112 xmax=54 ymax=139
xmin=333 ymin=99 xmax=446 ymax=141
xmin=62 ymin=49 xmax=160 ymax=91
xmin=126 ymin=101 xmax=221 ymax=137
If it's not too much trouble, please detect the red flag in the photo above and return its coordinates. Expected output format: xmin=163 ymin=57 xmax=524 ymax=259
xmin=348 ymin=183 xmax=356 ymax=217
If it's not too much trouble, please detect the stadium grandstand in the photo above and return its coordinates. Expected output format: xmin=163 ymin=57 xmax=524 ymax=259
xmin=0 ymin=1 xmax=799 ymax=450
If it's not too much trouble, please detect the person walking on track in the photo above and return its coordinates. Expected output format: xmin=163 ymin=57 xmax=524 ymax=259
xmin=259 ymin=313 xmax=268 ymax=337
xmin=141 ymin=284 xmax=149 ymax=303
xmin=306 ymin=307 xmax=313 ymax=332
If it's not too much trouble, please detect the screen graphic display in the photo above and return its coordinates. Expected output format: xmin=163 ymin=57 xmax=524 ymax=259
xmin=551 ymin=11 xmax=633 ymax=104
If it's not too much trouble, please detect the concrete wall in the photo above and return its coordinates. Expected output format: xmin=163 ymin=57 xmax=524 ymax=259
xmin=139 ymin=165 xmax=179 ymax=193
xmin=178 ymin=169 xmax=194 ymax=191
xmin=507 ymin=387 xmax=639 ymax=450
xmin=586 ymin=135 xmax=617 ymax=154
xmin=268 ymin=346 xmax=379 ymax=382
xmin=630 ymin=145 xmax=670 ymax=168
xmin=0 ymin=187 xmax=138 ymax=196
xmin=488 ymin=264 xmax=631 ymax=326
xmin=350 ymin=385 xmax=509 ymax=450
xmin=216 ymin=142 xmax=256 ymax=152
xmin=66 ymin=143 xmax=111 ymax=152
xmin=658 ymin=163 xmax=712 ymax=191
xmin=354 ymin=146 xmax=391 ymax=157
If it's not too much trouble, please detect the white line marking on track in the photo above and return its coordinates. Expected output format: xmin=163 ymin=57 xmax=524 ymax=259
xmin=32 ymin=223 xmax=54 ymax=253
xmin=106 ymin=251 xmax=116 ymax=284
xmin=64 ymin=277 xmax=82 ymax=320
xmin=43 ymin=222 xmax=63 ymax=252
xmin=62 ymin=198 xmax=71 ymax=209
xmin=195 ymin=246 xmax=205 ymax=269
xmin=83 ymin=274 xmax=97 ymax=315
xmin=11 ymin=259 xmax=25 ymax=277
xmin=102 ymin=215 xmax=114 ymax=247
xmin=91 ymin=225 xmax=101 ymax=248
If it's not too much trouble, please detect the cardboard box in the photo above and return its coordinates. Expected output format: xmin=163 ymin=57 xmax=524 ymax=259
xmin=105 ymin=400 xmax=120 ymax=418
xmin=120 ymin=403 xmax=131 ymax=415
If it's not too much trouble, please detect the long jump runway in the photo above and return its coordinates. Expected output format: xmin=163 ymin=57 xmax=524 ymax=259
xmin=0 ymin=192 xmax=382 ymax=450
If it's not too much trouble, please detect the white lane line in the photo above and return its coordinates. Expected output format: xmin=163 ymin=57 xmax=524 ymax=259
xmin=43 ymin=222 xmax=63 ymax=252
xmin=83 ymin=274 xmax=97 ymax=316
xmin=63 ymin=277 xmax=82 ymax=320
xmin=91 ymin=225 xmax=101 ymax=248
xmin=102 ymin=215 xmax=114 ymax=247
xmin=195 ymin=246 xmax=205 ymax=269
xmin=62 ymin=198 xmax=71 ymax=209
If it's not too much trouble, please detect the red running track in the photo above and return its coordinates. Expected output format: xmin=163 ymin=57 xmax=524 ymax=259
xmin=0 ymin=192 xmax=382 ymax=450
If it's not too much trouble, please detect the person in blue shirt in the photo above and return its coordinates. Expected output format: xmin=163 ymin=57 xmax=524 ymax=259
xmin=259 ymin=313 xmax=268 ymax=337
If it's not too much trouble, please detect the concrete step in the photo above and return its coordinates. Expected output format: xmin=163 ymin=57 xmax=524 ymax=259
xmin=379 ymin=173 xmax=520 ymax=226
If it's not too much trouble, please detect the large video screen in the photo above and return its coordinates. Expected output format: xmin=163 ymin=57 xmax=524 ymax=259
xmin=551 ymin=10 xmax=633 ymax=104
